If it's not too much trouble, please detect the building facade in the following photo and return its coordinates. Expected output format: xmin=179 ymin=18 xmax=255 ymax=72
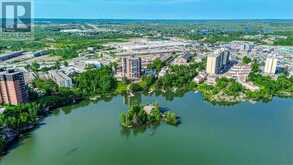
xmin=225 ymin=64 xmax=252 ymax=82
xmin=206 ymin=49 xmax=230 ymax=75
xmin=264 ymin=57 xmax=278 ymax=75
xmin=0 ymin=69 xmax=28 ymax=105
xmin=122 ymin=57 xmax=142 ymax=80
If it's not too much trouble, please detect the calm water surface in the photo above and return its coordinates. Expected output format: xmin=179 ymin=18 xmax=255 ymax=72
xmin=1 ymin=93 xmax=293 ymax=165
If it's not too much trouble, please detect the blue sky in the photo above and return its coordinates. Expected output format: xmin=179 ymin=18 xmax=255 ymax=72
xmin=34 ymin=0 xmax=293 ymax=19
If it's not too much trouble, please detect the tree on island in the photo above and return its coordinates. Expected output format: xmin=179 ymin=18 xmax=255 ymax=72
xmin=164 ymin=112 xmax=177 ymax=126
xmin=120 ymin=104 xmax=178 ymax=128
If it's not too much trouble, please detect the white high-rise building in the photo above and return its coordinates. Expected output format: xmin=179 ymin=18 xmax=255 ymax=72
xmin=264 ymin=57 xmax=278 ymax=75
xmin=206 ymin=48 xmax=230 ymax=75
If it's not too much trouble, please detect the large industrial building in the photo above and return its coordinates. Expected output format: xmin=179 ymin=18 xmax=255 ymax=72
xmin=122 ymin=57 xmax=142 ymax=80
xmin=206 ymin=49 xmax=230 ymax=75
xmin=0 ymin=69 xmax=28 ymax=105
xmin=0 ymin=51 xmax=25 ymax=62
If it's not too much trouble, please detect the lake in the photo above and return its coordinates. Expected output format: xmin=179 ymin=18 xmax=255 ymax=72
xmin=1 ymin=92 xmax=293 ymax=165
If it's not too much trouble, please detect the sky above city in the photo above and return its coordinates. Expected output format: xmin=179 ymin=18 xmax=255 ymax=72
xmin=34 ymin=0 xmax=293 ymax=19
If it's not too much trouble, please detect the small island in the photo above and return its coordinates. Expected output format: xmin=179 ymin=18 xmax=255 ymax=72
xmin=120 ymin=104 xmax=178 ymax=128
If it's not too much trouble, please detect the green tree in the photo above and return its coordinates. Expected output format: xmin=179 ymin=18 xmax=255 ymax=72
xmin=75 ymin=66 xmax=116 ymax=96
xmin=31 ymin=62 xmax=40 ymax=72
xmin=164 ymin=112 xmax=177 ymax=126
xmin=242 ymin=56 xmax=252 ymax=64
xmin=148 ymin=59 xmax=165 ymax=72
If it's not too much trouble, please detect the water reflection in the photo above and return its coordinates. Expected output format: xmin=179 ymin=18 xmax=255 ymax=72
xmin=60 ymin=100 xmax=92 ymax=114
xmin=59 ymin=95 xmax=116 ymax=115
xmin=120 ymin=122 xmax=160 ymax=137
xmin=123 ymin=89 xmax=189 ymax=106
xmin=123 ymin=93 xmax=142 ymax=106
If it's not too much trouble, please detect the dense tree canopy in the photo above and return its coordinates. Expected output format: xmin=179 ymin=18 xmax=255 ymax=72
xmin=148 ymin=59 xmax=166 ymax=72
xmin=155 ymin=63 xmax=204 ymax=90
xmin=75 ymin=66 xmax=116 ymax=96
xmin=242 ymin=56 xmax=252 ymax=64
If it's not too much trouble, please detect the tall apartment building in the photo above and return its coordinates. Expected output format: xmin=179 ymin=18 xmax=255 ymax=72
xmin=0 ymin=69 xmax=28 ymax=105
xmin=122 ymin=57 xmax=142 ymax=80
xmin=206 ymin=49 xmax=230 ymax=75
xmin=264 ymin=57 xmax=278 ymax=75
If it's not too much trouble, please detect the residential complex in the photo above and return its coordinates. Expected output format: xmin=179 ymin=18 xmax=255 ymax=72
xmin=225 ymin=64 xmax=259 ymax=91
xmin=122 ymin=57 xmax=142 ymax=80
xmin=225 ymin=41 xmax=255 ymax=53
xmin=225 ymin=64 xmax=252 ymax=81
xmin=0 ymin=69 xmax=28 ymax=105
xmin=193 ymin=72 xmax=208 ymax=84
xmin=173 ymin=52 xmax=193 ymax=65
xmin=49 ymin=70 xmax=73 ymax=88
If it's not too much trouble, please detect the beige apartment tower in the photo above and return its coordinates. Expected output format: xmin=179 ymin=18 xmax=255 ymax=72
xmin=206 ymin=49 xmax=230 ymax=75
xmin=264 ymin=57 xmax=278 ymax=75
xmin=206 ymin=56 xmax=217 ymax=75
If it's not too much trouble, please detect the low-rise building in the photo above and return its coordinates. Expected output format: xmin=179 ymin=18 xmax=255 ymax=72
xmin=226 ymin=41 xmax=255 ymax=53
xmin=174 ymin=52 xmax=192 ymax=64
xmin=206 ymin=75 xmax=218 ymax=85
xmin=33 ymin=50 xmax=48 ymax=57
xmin=159 ymin=67 xmax=169 ymax=77
xmin=160 ymin=54 xmax=174 ymax=64
xmin=85 ymin=60 xmax=102 ymax=68
xmin=87 ymin=47 xmax=96 ymax=53
xmin=61 ymin=66 xmax=80 ymax=76
xmin=49 ymin=70 xmax=73 ymax=88
xmin=193 ymin=72 xmax=207 ymax=84
xmin=144 ymin=69 xmax=157 ymax=77
xmin=238 ymin=80 xmax=260 ymax=92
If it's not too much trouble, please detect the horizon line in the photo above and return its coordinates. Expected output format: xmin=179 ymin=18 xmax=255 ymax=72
xmin=32 ymin=17 xmax=293 ymax=21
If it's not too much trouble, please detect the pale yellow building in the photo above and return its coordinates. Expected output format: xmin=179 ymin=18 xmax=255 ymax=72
xmin=206 ymin=56 xmax=217 ymax=74
xmin=206 ymin=49 xmax=230 ymax=75
xmin=264 ymin=57 xmax=278 ymax=75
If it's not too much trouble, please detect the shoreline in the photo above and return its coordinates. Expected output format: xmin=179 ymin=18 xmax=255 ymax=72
xmin=0 ymin=97 xmax=83 ymax=156
xmin=1 ymin=87 xmax=293 ymax=156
